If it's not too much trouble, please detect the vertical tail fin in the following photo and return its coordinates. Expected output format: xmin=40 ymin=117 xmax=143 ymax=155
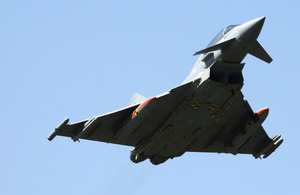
xmin=130 ymin=93 xmax=147 ymax=105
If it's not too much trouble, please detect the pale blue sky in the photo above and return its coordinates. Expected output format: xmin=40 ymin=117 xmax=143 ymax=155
xmin=1 ymin=1 xmax=299 ymax=194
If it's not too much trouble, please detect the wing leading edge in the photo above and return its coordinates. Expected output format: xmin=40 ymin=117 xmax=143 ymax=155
xmin=186 ymin=90 xmax=283 ymax=159
xmin=48 ymin=81 xmax=193 ymax=147
xmin=48 ymin=104 xmax=139 ymax=146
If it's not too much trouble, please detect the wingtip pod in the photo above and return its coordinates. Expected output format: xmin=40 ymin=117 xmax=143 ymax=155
xmin=254 ymin=135 xmax=283 ymax=159
xmin=263 ymin=137 xmax=283 ymax=159
xmin=48 ymin=118 xmax=69 ymax=141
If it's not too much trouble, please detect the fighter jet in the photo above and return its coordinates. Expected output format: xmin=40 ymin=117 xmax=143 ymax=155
xmin=48 ymin=17 xmax=283 ymax=165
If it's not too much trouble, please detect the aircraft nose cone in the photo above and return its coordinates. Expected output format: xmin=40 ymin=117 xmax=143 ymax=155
xmin=250 ymin=16 xmax=266 ymax=26
xmin=248 ymin=16 xmax=265 ymax=32
xmin=239 ymin=16 xmax=266 ymax=42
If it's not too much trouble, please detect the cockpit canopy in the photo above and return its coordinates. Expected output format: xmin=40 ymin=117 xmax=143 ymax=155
xmin=207 ymin=25 xmax=239 ymax=47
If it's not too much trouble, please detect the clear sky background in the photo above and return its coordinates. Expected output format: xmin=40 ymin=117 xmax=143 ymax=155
xmin=1 ymin=1 xmax=299 ymax=194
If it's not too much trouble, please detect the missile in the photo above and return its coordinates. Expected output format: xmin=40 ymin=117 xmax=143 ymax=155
xmin=270 ymin=134 xmax=282 ymax=143
xmin=72 ymin=117 xmax=97 ymax=142
xmin=254 ymin=135 xmax=283 ymax=159
xmin=113 ymin=97 xmax=157 ymax=143
xmin=48 ymin=118 xmax=69 ymax=141
xmin=130 ymin=150 xmax=147 ymax=163
xmin=231 ymin=108 xmax=269 ymax=148
xmin=263 ymin=138 xmax=283 ymax=159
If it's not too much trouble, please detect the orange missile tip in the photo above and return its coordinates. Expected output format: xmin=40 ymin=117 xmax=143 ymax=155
xmin=136 ymin=97 xmax=156 ymax=112
xmin=257 ymin=108 xmax=269 ymax=115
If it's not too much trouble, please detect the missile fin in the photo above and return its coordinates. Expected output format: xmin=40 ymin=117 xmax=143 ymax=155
xmin=263 ymin=138 xmax=283 ymax=159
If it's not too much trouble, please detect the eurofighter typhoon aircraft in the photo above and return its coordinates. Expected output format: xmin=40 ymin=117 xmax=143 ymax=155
xmin=48 ymin=17 xmax=283 ymax=165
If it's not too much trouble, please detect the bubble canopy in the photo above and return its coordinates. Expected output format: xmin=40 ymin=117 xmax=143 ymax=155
xmin=207 ymin=25 xmax=239 ymax=47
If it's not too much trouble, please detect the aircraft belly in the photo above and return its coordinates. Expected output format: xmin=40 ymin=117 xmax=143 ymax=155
xmin=127 ymin=82 xmax=193 ymax=146
xmin=139 ymin=80 xmax=246 ymax=158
